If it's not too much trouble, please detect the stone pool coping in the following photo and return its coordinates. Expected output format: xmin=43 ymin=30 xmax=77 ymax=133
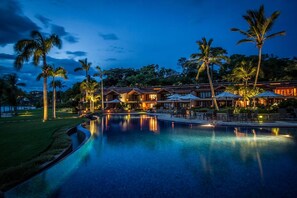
xmin=149 ymin=113 xmax=297 ymax=128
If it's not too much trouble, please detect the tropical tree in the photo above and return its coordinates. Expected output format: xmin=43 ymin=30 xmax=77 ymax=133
xmin=94 ymin=66 xmax=104 ymax=110
xmin=80 ymin=81 xmax=99 ymax=113
xmin=4 ymin=74 xmax=26 ymax=115
xmin=191 ymin=37 xmax=228 ymax=111
xmin=74 ymin=58 xmax=91 ymax=82
xmin=0 ymin=77 xmax=7 ymax=118
xmin=53 ymin=80 xmax=65 ymax=104
xmin=231 ymin=5 xmax=285 ymax=89
xmin=227 ymin=61 xmax=257 ymax=107
xmin=47 ymin=65 xmax=67 ymax=118
xmin=14 ymin=30 xmax=62 ymax=121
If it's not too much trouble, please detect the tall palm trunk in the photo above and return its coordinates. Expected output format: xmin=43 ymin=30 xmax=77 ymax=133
xmin=43 ymin=77 xmax=48 ymax=121
xmin=101 ymin=75 xmax=104 ymax=110
xmin=244 ymin=80 xmax=247 ymax=107
xmin=90 ymin=95 xmax=94 ymax=113
xmin=13 ymin=105 xmax=18 ymax=116
xmin=43 ymin=56 xmax=48 ymax=121
xmin=0 ymin=100 xmax=2 ymax=118
xmin=206 ymin=64 xmax=219 ymax=111
xmin=254 ymin=47 xmax=262 ymax=89
xmin=53 ymin=84 xmax=56 ymax=119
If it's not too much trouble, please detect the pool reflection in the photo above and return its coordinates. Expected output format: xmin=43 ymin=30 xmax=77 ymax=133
xmin=7 ymin=114 xmax=297 ymax=197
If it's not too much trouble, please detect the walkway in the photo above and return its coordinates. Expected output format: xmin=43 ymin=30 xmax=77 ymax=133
xmin=149 ymin=113 xmax=297 ymax=128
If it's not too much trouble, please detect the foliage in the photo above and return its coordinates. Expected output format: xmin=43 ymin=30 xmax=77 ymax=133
xmin=74 ymin=58 xmax=92 ymax=82
xmin=190 ymin=37 xmax=229 ymax=111
xmin=14 ymin=30 xmax=62 ymax=121
xmin=278 ymin=99 xmax=297 ymax=108
xmin=231 ymin=5 xmax=285 ymax=88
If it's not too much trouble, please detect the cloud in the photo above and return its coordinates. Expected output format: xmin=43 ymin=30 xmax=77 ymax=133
xmin=35 ymin=14 xmax=51 ymax=27
xmin=64 ymin=35 xmax=79 ymax=44
xmin=105 ymin=58 xmax=117 ymax=61
xmin=99 ymin=33 xmax=119 ymax=40
xmin=106 ymin=45 xmax=124 ymax=53
xmin=51 ymin=24 xmax=67 ymax=36
xmin=0 ymin=65 xmax=13 ymax=73
xmin=51 ymin=24 xmax=79 ymax=44
xmin=66 ymin=51 xmax=87 ymax=57
xmin=0 ymin=53 xmax=16 ymax=60
xmin=0 ymin=55 xmax=93 ymax=91
xmin=0 ymin=0 xmax=40 ymax=46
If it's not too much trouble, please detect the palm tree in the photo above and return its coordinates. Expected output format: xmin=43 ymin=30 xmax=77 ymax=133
xmin=80 ymin=81 xmax=99 ymax=113
xmin=74 ymin=58 xmax=91 ymax=82
xmin=94 ymin=66 xmax=104 ymax=110
xmin=4 ymin=74 xmax=26 ymax=115
xmin=192 ymin=37 xmax=228 ymax=111
xmin=47 ymin=65 xmax=68 ymax=119
xmin=75 ymin=58 xmax=92 ymax=107
xmin=231 ymin=5 xmax=285 ymax=89
xmin=53 ymin=80 xmax=65 ymax=104
xmin=229 ymin=61 xmax=257 ymax=107
xmin=14 ymin=30 xmax=62 ymax=121
xmin=0 ymin=77 xmax=7 ymax=118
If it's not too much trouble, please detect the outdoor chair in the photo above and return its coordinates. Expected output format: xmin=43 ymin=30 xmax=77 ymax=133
xmin=238 ymin=113 xmax=247 ymax=122
xmin=278 ymin=108 xmax=287 ymax=120
xmin=205 ymin=111 xmax=213 ymax=120
xmin=252 ymin=111 xmax=259 ymax=122
xmin=227 ymin=109 xmax=234 ymax=122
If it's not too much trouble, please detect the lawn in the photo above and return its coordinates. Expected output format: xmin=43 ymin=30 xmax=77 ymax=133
xmin=0 ymin=109 xmax=86 ymax=191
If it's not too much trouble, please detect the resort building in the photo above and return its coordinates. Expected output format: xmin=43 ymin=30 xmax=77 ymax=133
xmin=102 ymin=81 xmax=297 ymax=111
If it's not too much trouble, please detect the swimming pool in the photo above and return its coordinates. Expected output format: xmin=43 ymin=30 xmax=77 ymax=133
xmin=7 ymin=115 xmax=297 ymax=197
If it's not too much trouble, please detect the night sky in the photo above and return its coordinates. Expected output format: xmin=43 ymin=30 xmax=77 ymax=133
xmin=0 ymin=0 xmax=296 ymax=91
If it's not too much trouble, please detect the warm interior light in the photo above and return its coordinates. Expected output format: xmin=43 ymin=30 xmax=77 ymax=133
xmin=201 ymin=123 xmax=215 ymax=128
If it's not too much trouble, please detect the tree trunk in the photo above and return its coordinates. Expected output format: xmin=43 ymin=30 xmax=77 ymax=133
xmin=53 ymin=86 xmax=56 ymax=119
xmin=43 ymin=77 xmax=48 ymax=121
xmin=101 ymin=75 xmax=104 ymax=110
xmin=90 ymin=96 xmax=94 ymax=113
xmin=244 ymin=80 xmax=247 ymax=107
xmin=206 ymin=63 xmax=219 ymax=111
xmin=254 ymin=47 xmax=262 ymax=89
xmin=14 ymin=105 xmax=17 ymax=116
xmin=42 ymin=55 xmax=48 ymax=121
xmin=0 ymin=100 xmax=2 ymax=118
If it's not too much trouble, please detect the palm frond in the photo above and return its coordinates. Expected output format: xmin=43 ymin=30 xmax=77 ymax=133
xmin=266 ymin=31 xmax=286 ymax=39
xmin=237 ymin=39 xmax=254 ymax=45
xmin=196 ymin=63 xmax=206 ymax=80
xmin=48 ymin=34 xmax=62 ymax=49
xmin=74 ymin=67 xmax=83 ymax=72
xmin=36 ymin=73 xmax=44 ymax=81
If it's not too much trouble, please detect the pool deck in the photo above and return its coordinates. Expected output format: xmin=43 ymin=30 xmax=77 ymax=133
xmin=149 ymin=113 xmax=297 ymax=128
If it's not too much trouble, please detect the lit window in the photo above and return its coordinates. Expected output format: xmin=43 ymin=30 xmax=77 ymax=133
xmin=149 ymin=94 xmax=157 ymax=100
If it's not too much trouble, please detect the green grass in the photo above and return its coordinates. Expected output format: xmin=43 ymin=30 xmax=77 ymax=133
xmin=0 ymin=109 xmax=86 ymax=191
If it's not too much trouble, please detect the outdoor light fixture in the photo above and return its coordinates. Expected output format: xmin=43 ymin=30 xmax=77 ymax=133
xmin=201 ymin=123 xmax=215 ymax=128
xmin=258 ymin=115 xmax=263 ymax=122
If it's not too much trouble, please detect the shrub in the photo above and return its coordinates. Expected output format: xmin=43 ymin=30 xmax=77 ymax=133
xmin=279 ymin=99 xmax=297 ymax=108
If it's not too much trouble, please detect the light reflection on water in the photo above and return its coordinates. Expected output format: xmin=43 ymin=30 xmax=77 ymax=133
xmin=7 ymin=114 xmax=297 ymax=197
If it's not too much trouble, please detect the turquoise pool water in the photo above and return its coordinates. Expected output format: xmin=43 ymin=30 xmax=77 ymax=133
xmin=7 ymin=115 xmax=297 ymax=197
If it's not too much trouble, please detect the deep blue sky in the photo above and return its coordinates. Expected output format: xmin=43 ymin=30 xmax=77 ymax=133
xmin=0 ymin=0 xmax=296 ymax=91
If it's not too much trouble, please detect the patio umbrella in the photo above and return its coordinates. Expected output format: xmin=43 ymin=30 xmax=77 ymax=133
xmin=105 ymin=99 xmax=121 ymax=103
xmin=167 ymin=94 xmax=182 ymax=108
xmin=215 ymin=92 xmax=241 ymax=107
xmin=167 ymin=94 xmax=182 ymax=100
xmin=180 ymin=94 xmax=200 ymax=107
xmin=179 ymin=94 xmax=200 ymax=100
xmin=253 ymin=91 xmax=284 ymax=98
xmin=215 ymin=92 xmax=242 ymax=99
xmin=253 ymin=91 xmax=284 ymax=106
